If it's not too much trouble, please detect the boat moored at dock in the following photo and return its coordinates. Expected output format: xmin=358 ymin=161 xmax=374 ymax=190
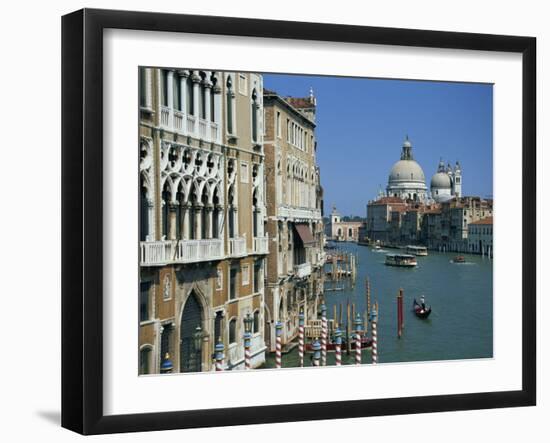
xmin=385 ymin=253 xmax=418 ymax=267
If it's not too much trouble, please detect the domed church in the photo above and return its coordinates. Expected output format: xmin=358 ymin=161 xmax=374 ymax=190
xmin=430 ymin=159 xmax=462 ymax=203
xmin=386 ymin=136 xmax=428 ymax=203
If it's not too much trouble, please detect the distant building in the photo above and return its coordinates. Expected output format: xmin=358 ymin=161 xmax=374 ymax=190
xmin=468 ymin=216 xmax=493 ymax=257
xmin=326 ymin=206 xmax=364 ymax=242
xmin=381 ymin=135 xmax=463 ymax=204
xmin=366 ymin=197 xmax=407 ymax=243
xmin=263 ymin=88 xmax=325 ymax=352
xmin=431 ymin=159 xmax=462 ymax=203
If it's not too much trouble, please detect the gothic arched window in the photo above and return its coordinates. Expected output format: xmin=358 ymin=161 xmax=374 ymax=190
xmin=226 ymin=76 xmax=234 ymax=134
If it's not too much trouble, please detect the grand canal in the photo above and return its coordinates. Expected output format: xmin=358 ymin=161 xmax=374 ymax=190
xmin=264 ymin=242 xmax=493 ymax=367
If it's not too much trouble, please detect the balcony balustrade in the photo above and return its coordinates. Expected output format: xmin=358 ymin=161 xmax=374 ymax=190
xmin=277 ymin=206 xmax=322 ymax=221
xmin=173 ymin=110 xmax=185 ymax=132
xmin=229 ymin=237 xmax=247 ymax=257
xmin=160 ymin=106 xmax=170 ymax=127
xmin=157 ymin=106 xmax=221 ymax=144
xmin=252 ymin=236 xmax=269 ymax=254
xmin=140 ymin=238 xmax=223 ymax=266
xmin=294 ymin=262 xmax=312 ymax=278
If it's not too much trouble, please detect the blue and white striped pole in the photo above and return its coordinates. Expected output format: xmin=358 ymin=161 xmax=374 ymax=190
xmin=334 ymin=327 xmax=342 ymax=366
xmin=321 ymin=302 xmax=328 ymax=366
xmin=312 ymin=338 xmax=321 ymax=367
xmin=215 ymin=339 xmax=225 ymax=371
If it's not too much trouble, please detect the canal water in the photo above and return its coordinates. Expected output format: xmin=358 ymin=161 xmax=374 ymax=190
xmin=264 ymin=243 xmax=493 ymax=368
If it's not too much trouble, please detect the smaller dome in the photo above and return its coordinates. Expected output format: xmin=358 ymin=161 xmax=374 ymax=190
xmin=403 ymin=138 xmax=411 ymax=148
xmin=431 ymin=172 xmax=452 ymax=189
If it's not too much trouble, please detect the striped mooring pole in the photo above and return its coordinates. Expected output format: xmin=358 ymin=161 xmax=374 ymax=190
xmin=298 ymin=310 xmax=305 ymax=368
xmin=215 ymin=339 xmax=225 ymax=371
xmin=334 ymin=326 xmax=342 ymax=366
xmin=321 ymin=301 xmax=328 ymax=366
xmin=370 ymin=304 xmax=379 ymax=365
xmin=275 ymin=321 xmax=283 ymax=369
xmin=354 ymin=312 xmax=364 ymax=365
xmin=312 ymin=338 xmax=321 ymax=367
xmin=243 ymin=330 xmax=252 ymax=370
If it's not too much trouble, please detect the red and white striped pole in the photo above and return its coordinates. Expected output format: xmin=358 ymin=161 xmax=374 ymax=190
xmin=244 ymin=331 xmax=252 ymax=370
xmin=298 ymin=310 xmax=305 ymax=368
xmin=320 ymin=301 xmax=328 ymax=366
xmin=275 ymin=321 xmax=283 ymax=369
xmin=370 ymin=304 xmax=378 ymax=365
xmin=215 ymin=339 xmax=225 ymax=371
xmin=334 ymin=326 xmax=342 ymax=366
xmin=354 ymin=312 xmax=364 ymax=365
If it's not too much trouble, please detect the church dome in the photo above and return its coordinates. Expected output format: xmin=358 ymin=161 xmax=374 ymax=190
xmin=389 ymin=160 xmax=426 ymax=183
xmin=430 ymin=171 xmax=452 ymax=189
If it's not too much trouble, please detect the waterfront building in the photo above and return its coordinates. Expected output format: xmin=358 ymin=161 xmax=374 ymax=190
xmin=263 ymin=88 xmax=325 ymax=351
xmin=326 ymin=205 xmax=364 ymax=242
xmin=366 ymin=197 xmax=408 ymax=243
xmin=421 ymin=196 xmax=493 ymax=252
xmin=468 ymin=216 xmax=493 ymax=257
xmin=138 ymin=68 xmax=268 ymax=374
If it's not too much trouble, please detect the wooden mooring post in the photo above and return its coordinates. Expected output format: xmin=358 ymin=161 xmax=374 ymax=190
xmin=397 ymin=288 xmax=404 ymax=338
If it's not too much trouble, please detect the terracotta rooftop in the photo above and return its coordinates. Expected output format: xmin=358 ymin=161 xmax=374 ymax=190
xmin=285 ymin=97 xmax=315 ymax=108
xmin=470 ymin=216 xmax=493 ymax=225
xmin=369 ymin=196 xmax=406 ymax=205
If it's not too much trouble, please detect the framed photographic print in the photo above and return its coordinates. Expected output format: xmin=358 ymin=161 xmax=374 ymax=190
xmin=61 ymin=8 xmax=536 ymax=435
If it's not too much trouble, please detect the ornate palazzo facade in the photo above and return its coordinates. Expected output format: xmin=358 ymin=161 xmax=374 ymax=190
xmin=138 ymin=68 xmax=268 ymax=374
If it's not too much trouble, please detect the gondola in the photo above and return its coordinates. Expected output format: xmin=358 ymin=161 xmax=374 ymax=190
xmin=413 ymin=298 xmax=432 ymax=318
xmin=452 ymin=255 xmax=466 ymax=263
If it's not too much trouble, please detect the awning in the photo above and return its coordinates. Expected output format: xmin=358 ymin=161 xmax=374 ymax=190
xmin=294 ymin=223 xmax=316 ymax=247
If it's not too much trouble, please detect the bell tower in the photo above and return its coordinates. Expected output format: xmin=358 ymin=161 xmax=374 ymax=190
xmin=453 ymin=161 xmax=462 ymax=197
xmin=331 ymin=205 xmax=341 ymax=224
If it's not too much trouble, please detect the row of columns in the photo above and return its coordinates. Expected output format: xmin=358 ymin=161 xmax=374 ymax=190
xmin=162 ymin=69 xmax=222 ymax=137
xmin=144 ymin=197 xmax=255 ymax=243
xmin=164 ymin=203 xmax=223 ymax=241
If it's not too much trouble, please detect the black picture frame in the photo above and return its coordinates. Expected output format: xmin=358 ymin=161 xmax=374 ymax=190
xmin=61 ymin=8 xmax=536 ymax=435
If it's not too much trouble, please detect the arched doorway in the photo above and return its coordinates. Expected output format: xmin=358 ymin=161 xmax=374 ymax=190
xmin=180 ymin=291 xmax=203 ymax=372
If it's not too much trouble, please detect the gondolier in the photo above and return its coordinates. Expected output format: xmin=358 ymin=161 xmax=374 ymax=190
xmin=413 ymin=297 xmax=432 ymax=319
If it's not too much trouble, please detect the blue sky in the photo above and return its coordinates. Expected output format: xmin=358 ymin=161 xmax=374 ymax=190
xmin=263 ymin=74 xmax=493 ymax=217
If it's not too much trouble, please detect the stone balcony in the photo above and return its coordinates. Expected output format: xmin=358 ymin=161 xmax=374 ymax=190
xmin=277 ymin=206 xmax=322 ymax=221
xmin=160 ymin=106 xmax=221 ymax=144
xmin=252 ymin=236 xmax=269 ymax=255
xmin=294 ymin=262 xmax=312 ymax=279
xmin=229 ymin=237 xmax=247 ymax=257
xmin=140 ymin=239 xmax=223 ymax=266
